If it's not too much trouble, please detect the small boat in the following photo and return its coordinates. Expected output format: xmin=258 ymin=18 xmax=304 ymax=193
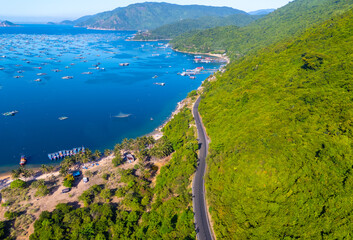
xmin=3 ymin=111 xmax=18 ymax=116
xmin=58 ymin=116 xmax=68 ymax=120
xmin=119 ymin=63 xmax=129 ymax=66
xmin=154 ymin=82 xmax=165 ymax=86
xmin=82 ymin=72 xmax=92 ymax=75
xmin=37 ymin=73 xmax=47 ymax=76
xmin=62 ymin=76 xmax=73 ymax=79
xmin=20 ymin=155 xmax=27 ymax=166
xmin=152 ymin=75 xmax=158 ymax=79
xmin=190 ymin=76 xmax=196 ymax=79
xmin=13 ymin=76 xmax=23 ymax=79
xmin=34 ymin=79 xmax=42 ymax=82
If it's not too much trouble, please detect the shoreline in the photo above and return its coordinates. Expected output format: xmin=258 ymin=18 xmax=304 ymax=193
xmin=0 ymin=46 xmax=228 ymax=186
xmin=172 ymin=48 xmax=230 ymax=64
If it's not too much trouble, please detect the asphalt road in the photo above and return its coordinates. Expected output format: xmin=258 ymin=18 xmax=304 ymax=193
xmin=192 ymin=97 xmax=213 ymax=240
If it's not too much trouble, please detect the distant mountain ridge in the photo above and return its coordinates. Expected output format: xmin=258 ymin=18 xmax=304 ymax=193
xmin=134 ymin=13 xmax=264 ymax=40
xmin=248 ymin=9 xmax=275 ymax=15
xmin=63 ymin=2 xmax=246 ymax=30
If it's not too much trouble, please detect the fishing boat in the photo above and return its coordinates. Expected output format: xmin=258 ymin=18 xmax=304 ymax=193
xmin=20 ymin=155 xmax=27 ymax=166
xmin=48 ymin=146 xmax=85 ymax=160
xmin=3 ymin=110 xmax=18 ymax=116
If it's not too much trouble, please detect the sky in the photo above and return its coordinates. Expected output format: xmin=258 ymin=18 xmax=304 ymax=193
xmin=0 ymin=0 xmax=292 ymax=22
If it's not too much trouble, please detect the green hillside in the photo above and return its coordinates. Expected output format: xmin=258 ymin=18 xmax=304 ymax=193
xmin=75 ymin=2 xmax=245 ymax=30
xmin=29 ymin=109 xmax=199 ymax=239
xmin=172 ymin=0 xmax=353 ymax=57
xmin=133 ymin=13 xmax=263 ymax=40
xmin=199 ymin=8 xmax=353 ymax=239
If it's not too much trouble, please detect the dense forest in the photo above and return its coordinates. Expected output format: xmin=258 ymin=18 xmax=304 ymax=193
xmin=171 ymin=0 xmax=353 ymax=58
xmin=29 ymin=108 xmax=198 ymax=239
xmin=133 ymin=14 xmax=263 ymax=41
xmin=198 ymin=8 xmax=353 ymax=239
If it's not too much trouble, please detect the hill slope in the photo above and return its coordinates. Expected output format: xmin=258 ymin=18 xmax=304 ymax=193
xmin=199 ymin=8 xmax=353 ymax=239
xmin=134 ymin=13 xmax=263 ymax=40
xmin=75 ymin=2 xmax=245 ymax=30
xmin=172 ymin=0 xmax=353 ymax=57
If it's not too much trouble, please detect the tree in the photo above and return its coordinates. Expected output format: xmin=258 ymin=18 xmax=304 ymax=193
xmin=11 ymin=168 xmax=21 ymax=179
xmin=94 ymin=150 xmax=102 ymax=160
xmin=59 ymin=166 xmax=69 ymax=177
xmin=104 ymin=149 xmax=111 ymax=157
xmin=63 ymin=174 xmax=74 ymax=188
xmin=22 ymin=168 xmax=34 ymax=180
xmin=100 ymin=189 xmax=112 ymax=202
xmin=41 ymin=164 xmax=49 ymax=174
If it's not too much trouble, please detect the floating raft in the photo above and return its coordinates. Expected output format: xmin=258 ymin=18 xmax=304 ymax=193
xmin=48 ymin=147 xmax=85 ymax=160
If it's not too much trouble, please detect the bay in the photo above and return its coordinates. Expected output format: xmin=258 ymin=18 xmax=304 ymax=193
xmin=0 ymin=24 xmax=220 ymax=171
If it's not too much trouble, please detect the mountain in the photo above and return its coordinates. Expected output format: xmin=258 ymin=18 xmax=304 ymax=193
xmin=198 ymin=8 xmax=353 ymax=238
xmin=73 ymin=2 xmax=245 ymax=30
xmin=134 ymin=13 xmax=264 ymax=40
xmin=248 ymin=9 xmax=275 ymax=15
xmin=0 ymin=20 xmax=17 ymax=27
xmin=60 ymin=15 xmax=93 ymax=25
xmin=172 ymin=0 xmax=353 ymax=57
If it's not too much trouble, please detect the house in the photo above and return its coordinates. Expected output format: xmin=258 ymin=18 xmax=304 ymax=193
xmin=126 ymin=153 xmax=135 ymax=163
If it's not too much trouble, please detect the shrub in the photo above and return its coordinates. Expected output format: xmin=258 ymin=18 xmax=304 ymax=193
xmin=102 ymin=173 xmax=109 ymax=180
xmin=35 ymin=185 xmax=49 ymax=197
xmin=4 ymin=211 xmax=18 ymax=220
xmin=112 ymin=156 xmax=123 ymax=167
xmin=187 ymin=90 xmax=198 ymax=98
xmin=10 ymin=179 xmax=26 ymax=189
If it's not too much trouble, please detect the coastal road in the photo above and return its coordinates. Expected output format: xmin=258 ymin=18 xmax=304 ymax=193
xmin=193 ymin=97 xmax=213 ymax=240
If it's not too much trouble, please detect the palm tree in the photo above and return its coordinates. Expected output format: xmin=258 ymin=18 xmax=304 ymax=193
xmin=85 ymin=148 xmax=93 ymax=161
xmin=94 ymin=150 xmax=102 ymax=160
xmin=104 ymin=149 xmax=111 ymax=157
xmin=22 ymin=168 xmax=34 ymax=181
xmin=48 ymin=165 xmax=55 ymax=173
xmin=41 ymin=164 xmax=49 ymax=174
xmin=11 ymin=168 xmax=21 ymax=179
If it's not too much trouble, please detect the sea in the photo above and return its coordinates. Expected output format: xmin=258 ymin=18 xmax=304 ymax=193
xmin=0 ymin=24 xmax=221 ymax=172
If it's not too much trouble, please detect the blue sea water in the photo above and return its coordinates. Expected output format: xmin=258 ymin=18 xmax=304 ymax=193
xmin=0 ymin=25 xmax=220 ymax=171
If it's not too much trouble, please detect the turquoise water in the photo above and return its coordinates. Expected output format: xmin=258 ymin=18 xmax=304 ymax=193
xmin=0 ymin=25 xmax=220 ymax=171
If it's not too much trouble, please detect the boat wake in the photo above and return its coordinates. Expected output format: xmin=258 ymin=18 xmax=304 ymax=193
xmin=113 ymin=112 xmax=132 ymax=118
